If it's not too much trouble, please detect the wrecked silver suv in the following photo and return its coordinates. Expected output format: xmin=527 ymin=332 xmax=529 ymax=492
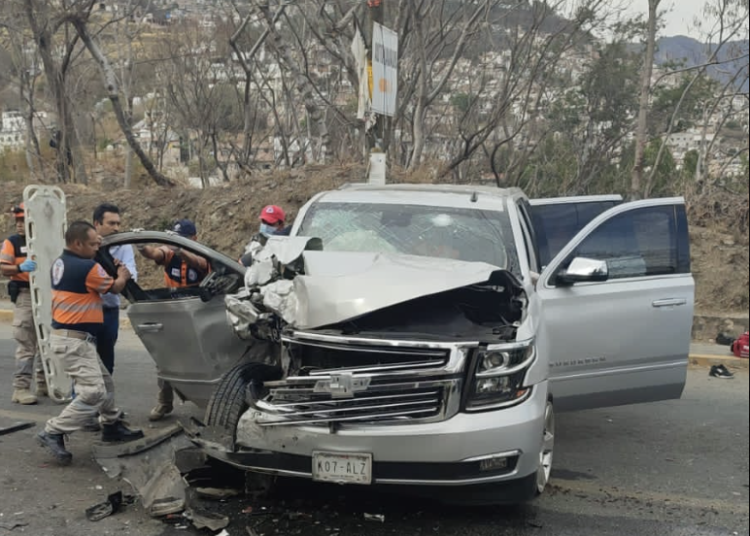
xmin=99 ymin=184 xmax=694 ymax=503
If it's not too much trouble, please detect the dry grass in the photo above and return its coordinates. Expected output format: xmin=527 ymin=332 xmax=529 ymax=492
xmin=684 ymin=180 xmax=749 ymax=312
xmin=2 ymin=168 xmax=748 ymax=314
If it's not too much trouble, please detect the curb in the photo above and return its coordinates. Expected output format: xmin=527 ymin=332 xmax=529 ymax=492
xmin=689 ymin=354 xmax=748 ymax=370
xmin=1 ymin=307 xmax=745 ymax=369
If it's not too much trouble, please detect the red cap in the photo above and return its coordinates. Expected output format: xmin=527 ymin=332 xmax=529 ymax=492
xmin=259 ymin=205 xmax=285 ymax=225
xmin=12 ymin=203 xmax=25 ymax=219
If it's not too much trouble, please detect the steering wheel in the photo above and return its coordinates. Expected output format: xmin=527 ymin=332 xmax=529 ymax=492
xmin=198 ymin=267 xmax=242 ymax=302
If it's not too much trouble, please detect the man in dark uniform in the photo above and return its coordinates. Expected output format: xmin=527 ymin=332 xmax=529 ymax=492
xmin=1 ymin=203 xmax=48 ymax=404
xmin=36 ymin=221 xmax=144 ymax=466
xmin=136 ymin=218 xmax=210 ymax=421
xmin=137 ymin=219 xmax=209 ymax=288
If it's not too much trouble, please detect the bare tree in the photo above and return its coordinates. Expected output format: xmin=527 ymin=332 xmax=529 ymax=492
xmin=630 ymin=0 xmax=660 ymax=199
xmin=69 ymin=11 xmax=175 ymax=187
xmin=404 ymin=1 xmax=490 ymax=168
xmin=0 ymin=4 xmax=47 ymax=179
xmin=253 ymin=0 xmax=334 ymax=163
xmin=227 ymin=0 xmax=285 ymax=172
xmin=441 ymin=0 xmax=613 ymax=183
xmin=20 ymin=0 xmax=91 ymax=184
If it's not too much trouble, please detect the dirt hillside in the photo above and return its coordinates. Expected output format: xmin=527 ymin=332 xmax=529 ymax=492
xmin=1 ymin=168 xmax=747 ymax=314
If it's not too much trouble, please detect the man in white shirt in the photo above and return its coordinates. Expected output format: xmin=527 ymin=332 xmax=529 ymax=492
xmin=93 ymin=203 xmax=138 ymax=375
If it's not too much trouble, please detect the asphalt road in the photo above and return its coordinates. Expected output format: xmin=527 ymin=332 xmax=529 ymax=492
xmin=0 ymin=323 xmax=747 ymax=536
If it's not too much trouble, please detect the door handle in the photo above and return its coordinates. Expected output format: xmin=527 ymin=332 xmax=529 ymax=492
xmin=137 ymin=323 xmax=163 ymax=333
xmin=652 ymin=298 xmax=687 ymax=308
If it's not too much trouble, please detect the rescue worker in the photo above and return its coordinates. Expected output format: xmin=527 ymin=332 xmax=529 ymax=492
xmin=137 ymin=219 xmax=209 ymax=289
xmin=1 ymin=203 xmax=48 ymax=404
xmin=36 ymin=221 xmax=143 ymax=466
xmin=239 ymin=205 xmax=291 ymax=267
xmin=259 ymin=204 xmax=291 ymax=236
xmin=136 ymin=218 xmax=210 ymax=421
xmin=92 ymin=203 xmax=137 ymax=375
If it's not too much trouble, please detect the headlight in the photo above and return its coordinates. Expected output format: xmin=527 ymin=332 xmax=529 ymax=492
xmin=466 ymin=342 xmax=535 ymax=411
xmin=481 ymin=351 xmax=510 ymax=372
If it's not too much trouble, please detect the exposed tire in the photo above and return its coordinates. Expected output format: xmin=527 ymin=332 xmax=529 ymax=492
xmin=536 ymin=400 xmax=555 ymax=495
xmin=204 ymin=362 xmax=282 ymax=448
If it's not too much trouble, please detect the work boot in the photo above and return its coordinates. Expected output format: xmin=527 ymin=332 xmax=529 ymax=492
xmin=36 ymin=384 xmax=49 ymax=398
xmin=12 ymin=389 xmax=37 ymax=405
xmin=101 ymin=421 xmax=144 ymax=443
xmin=36 ymin=430 xmax=72 ymax=466
xmin=148 ymin=403 xmax=173 ymax=422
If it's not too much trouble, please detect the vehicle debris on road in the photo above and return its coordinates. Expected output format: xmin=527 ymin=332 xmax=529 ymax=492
xmin=0 ymin=420 xmax=35 ymax=438
xmin=84 ymin=491 xmax=136 ymax=522
xmin=91 ymin=425 xmax=195 ymax=517
xmin=184 ymin=506 xmax=230 ymax=531
xmin=364 ymin=512 xmax=385 ymax=522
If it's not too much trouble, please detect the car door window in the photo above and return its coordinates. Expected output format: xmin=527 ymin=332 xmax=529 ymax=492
xmin=560 ymin=206 xmax=681 ymax=280
xmin=99 ymin=241 xmax=214 ymax=301
xmin=532 ymin=201 xmax=620 ymax=267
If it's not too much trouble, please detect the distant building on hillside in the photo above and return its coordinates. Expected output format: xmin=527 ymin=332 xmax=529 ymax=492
xmin=0 ymin=110 xmax=51 ymax=152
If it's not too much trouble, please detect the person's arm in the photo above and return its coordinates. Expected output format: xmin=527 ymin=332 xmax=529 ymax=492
xmin=174 ymin=247 xmax=209 ymax=272
xmin=136 ymin=244 xmax=169 ymax=266
xmin=0 ymin=240 xmax=19 ymax=276
xmin=87 ymin=263 xmax=130 ymax=296
xmin=109 ymin=264 xmax=132 ymax=294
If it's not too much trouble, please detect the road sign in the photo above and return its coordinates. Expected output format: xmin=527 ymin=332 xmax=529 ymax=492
xmin=371 ymin=22 xmax=398 ymax=117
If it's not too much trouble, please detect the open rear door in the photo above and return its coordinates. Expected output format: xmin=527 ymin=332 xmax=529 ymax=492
xmin=536 ymin=198 xmax=693 ymax=411
xmin=23 ymin=185 xmax=71 ymax=403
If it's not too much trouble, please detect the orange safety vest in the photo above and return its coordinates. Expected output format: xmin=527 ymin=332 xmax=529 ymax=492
xmin=51 ymin=250 xmax=114 ymax=336
xmin=162 ymin=248 xmax=209 ymax=288
xmin=0 ymin=235 xmax=30 ymax=286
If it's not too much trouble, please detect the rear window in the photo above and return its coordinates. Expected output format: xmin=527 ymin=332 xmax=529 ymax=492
xmin=531 ymin=201 xmax=619 ymax=267
xmin=297 ymin=202 xmax=520 ymax=275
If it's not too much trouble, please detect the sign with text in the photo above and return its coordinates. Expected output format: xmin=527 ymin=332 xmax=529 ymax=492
xmin=371 ymin=22 xmax=398 ymax=117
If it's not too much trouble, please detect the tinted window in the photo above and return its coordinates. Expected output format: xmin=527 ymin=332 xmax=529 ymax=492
xmin=298 ymin=202 xmax=521 ymax=275
xmin=562 ymin=206 xmax=682 ymax=280
xmin=532 ymin=201 xmax=619 ymax=267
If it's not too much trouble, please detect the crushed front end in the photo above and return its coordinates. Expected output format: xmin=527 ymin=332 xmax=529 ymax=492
xmin=207 ymin=237 xmax=546 ymax=498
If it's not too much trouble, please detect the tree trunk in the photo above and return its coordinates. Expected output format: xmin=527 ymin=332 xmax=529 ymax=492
xmin=21 ymin=81 xmax=44 ymax=181
xmin=70 ymin=18 xmax=175 ymax=187
xmin=256 ymin=1 xmax=333 ymax=163
xmin=631 ymin=0 xmax=660 ymax=200
xmin=33 ymin=39 xmax=81 ymax=183
xmin=411 ymin=101 xmax=427 ymax=168
xmin=212 ymin=133 xmax=231 ymax=183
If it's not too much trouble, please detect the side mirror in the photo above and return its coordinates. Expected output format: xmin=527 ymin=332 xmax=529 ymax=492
xmin=555 ymin=257 xmax=609 ymax=286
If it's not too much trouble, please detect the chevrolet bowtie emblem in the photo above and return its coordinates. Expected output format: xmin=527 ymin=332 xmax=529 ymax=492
xmin=313 ymin=373 xmax=371 ymax=399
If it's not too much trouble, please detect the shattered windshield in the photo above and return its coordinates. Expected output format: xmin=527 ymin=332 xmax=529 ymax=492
xmin=297 ymin=202 xmax=519 ymax=274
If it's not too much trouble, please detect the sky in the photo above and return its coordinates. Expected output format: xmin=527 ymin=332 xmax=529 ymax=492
xmin=621 ymin=0 xmax=711 ymax=38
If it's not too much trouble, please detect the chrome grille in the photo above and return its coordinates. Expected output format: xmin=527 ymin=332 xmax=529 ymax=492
xmin=256 ymin=385 xmax=444 ymax=426
xmin=252 ymin=332 xmax=473 ymax=427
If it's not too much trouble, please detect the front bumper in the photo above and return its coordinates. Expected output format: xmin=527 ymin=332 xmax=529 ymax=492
xmin=205 ymin=380 xmax=547 ymax=487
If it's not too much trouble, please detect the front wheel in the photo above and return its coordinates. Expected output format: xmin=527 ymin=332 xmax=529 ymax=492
xmin=204 ymin=362 xmax=281 ymax=449
xmin=536 ymin=400 xmax=555 ymax=495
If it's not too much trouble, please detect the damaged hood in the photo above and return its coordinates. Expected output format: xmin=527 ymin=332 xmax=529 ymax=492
xmin=291 ymin=251 xmax=504 ymax=329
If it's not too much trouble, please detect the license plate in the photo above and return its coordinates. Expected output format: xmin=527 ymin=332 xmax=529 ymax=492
xmin=312 ymin=452 xmax=372 ymax=485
